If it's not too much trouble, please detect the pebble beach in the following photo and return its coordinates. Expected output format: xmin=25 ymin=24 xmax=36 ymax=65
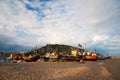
xmin=0 ymin=59 xmax=120 ymax=80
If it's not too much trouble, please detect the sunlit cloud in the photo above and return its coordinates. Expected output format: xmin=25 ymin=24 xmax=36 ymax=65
xmin=93 ymin=35 xmax=109 ymax=43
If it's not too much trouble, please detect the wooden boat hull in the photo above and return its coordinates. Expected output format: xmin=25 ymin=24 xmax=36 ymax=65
xmin=61 ymin=56 xmax=81 ymax=62
xmin=23 ymin=55 xmax=40 ymax=62
xmin=12 ymin=55 xmax=23 ymax=60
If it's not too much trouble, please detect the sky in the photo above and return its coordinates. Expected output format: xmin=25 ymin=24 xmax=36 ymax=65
xmin=0 ymin=0 xmax=120 ymax=56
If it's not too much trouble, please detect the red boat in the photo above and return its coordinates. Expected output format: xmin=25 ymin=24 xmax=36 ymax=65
xmin=85 ymin=55 xmax=98 ymax=61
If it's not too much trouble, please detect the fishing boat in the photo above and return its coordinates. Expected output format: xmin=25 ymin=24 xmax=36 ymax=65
xmin=12 ymin=54 xmax=23 ymax=60
xmin=85 ymin=52 xmax=98 ymax=61
xmin=61 ymin=50 xmax=82 ymax=62
xmin=44 ymin=52 xmax=58 ymax=62
xmin=97 ymin=54 xmax=106 ymax=60
xmin=85 ymin=55 xmax=97 ymax=60
xmin=23 ymin=55 xmax=40 ymax=62
xmin=61 ymin=56 xmax=79 ymax=62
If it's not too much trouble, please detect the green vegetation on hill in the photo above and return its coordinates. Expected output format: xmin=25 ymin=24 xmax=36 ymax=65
xmin=26 ymin=44 xmax=85 ymax=56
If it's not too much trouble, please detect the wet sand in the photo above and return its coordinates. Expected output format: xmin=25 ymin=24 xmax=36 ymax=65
xmin=0 ymin=59 xmax=120 ymax=80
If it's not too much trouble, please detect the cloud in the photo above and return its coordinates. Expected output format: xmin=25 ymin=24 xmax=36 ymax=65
xmin=0 ymin=0 xmax=120 ymax=55
xmin=0 ymin=0 xmax=40 ymax=46
xmin=93 ymin=35 xmax=109 ymax=43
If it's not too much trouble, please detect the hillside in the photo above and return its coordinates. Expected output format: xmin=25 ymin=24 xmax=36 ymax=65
xmin=26 ymin=44 xmax=85 ymax=56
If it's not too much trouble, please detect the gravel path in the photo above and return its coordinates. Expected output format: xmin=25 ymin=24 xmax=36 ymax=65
xmin=0 ymin=59 xmax=120 ymax=80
